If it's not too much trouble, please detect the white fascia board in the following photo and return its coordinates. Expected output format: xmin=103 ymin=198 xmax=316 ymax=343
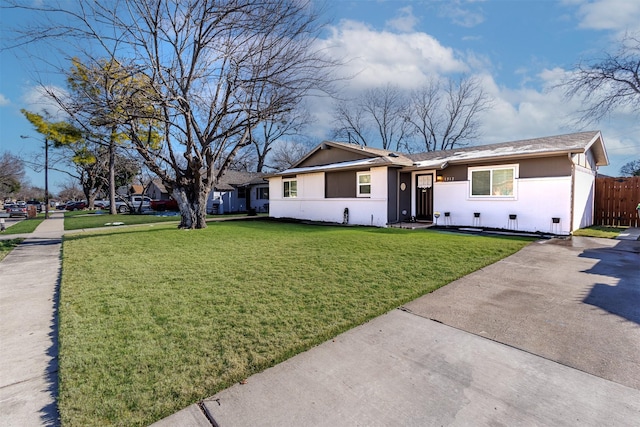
xmin=411 ymin=160 xmax=449 ymax=169
xmin=275 ymin=158 xmax=388 ymax=175
xmin=415 ymin=146 xmax=584 ymax=168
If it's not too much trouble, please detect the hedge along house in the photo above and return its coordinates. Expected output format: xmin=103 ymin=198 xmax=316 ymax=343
xmin=267 ymin=131 xmax=608 ymax=234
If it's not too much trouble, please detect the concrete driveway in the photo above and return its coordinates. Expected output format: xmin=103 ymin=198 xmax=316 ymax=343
xmin=404 ymin=236 xmax=640 ymax=390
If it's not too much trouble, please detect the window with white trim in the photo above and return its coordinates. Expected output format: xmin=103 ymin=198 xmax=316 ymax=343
xmin=283 ymin=178 xmax=297 ymax=198
xmin=357 ymin=172 xmax=371 ymax=197
xmin=470 ymin=166 xmax=515 ymax=197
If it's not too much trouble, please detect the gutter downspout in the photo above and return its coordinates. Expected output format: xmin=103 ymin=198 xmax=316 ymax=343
xmin=396 ymin=169 xmax=401 ymax=224
xmin=569 ymin=153 xmax=575 ymax=233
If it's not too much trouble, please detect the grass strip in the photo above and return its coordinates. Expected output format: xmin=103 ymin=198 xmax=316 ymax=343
xmin=0 ymin=217 xmax=44 ymax=235
xmin=64 ymin=211 xmax=181 ymax=230
xmin=59 ymin=221 xmax=532 ymax=426
xmin=64 ymin=210 xmax=259 ymax=230
xmin=0 ymin=238 xmax=24 ymax=261
xmin=572 ymin=225 xmax=625 ymax=239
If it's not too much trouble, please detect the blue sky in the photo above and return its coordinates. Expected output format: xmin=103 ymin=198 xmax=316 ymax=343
xmin=1 ymin=0 xmax=640 ymax=193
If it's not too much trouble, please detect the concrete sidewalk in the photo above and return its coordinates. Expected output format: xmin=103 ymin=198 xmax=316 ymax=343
xmin=0 ymin=212 xmax=64 ymax=427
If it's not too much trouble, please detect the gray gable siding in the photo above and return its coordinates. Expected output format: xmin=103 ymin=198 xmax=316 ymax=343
xmin=298 ymin=148 xmax=373 ymax=168
xmin=436 ymin=155 xmax=572 ymax=182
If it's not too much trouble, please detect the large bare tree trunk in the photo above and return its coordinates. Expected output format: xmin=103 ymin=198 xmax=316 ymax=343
xmin=172 ymin=184 xmax=210 ymax=229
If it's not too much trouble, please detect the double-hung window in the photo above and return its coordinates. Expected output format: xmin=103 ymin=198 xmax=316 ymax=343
xmin=470 ymin=166 xmax=516 ymax=197
xmin=257 ymin=187 xmax=269 ymax=200
xmin=283 ymin=178 xmax=297 ymax=198
xmin=357 ymin=172 xmax=371 ymax=197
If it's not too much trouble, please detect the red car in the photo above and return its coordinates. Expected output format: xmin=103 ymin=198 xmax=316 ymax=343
xmin=65 ymin=201 xmax=87 ymax=211
xmin=150 ymin=198 xmax=179 ymax=211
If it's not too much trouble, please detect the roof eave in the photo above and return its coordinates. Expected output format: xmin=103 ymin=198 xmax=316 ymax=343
xmin=443 ymin=149 xmax=588 ymax=165
xmin=583 ymin=131 xmax=609 ymax=166
xmin=267 ymin=157 xmax=410 ymax=177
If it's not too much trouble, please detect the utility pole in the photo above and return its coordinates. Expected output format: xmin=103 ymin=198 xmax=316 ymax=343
xmin=20 ymin=135 xmax=50 ymax=218
xmin=44 ymin=137 xmax=49 ymax=219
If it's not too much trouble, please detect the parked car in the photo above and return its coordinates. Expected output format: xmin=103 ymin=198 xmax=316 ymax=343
xmin=6 ymin=203 xmax=28 ymax=218
xmin=104 ymin=195 xmax=152 ymax=213
xmin=65 ymin=201 xmax=87 ymax=211
xmin=150 ymin=197 xmax=179 ymax=211
xmin=93 ymin=200 xmax=109 ymax=209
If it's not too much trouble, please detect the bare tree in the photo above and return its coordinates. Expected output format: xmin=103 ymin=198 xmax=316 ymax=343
xmin=561 ymin=32 xmax=640 ymax=123
xmin=407 ymin=77 xmax=492 ymax=151
xmin=10 ymin=0 xmax=336 ymax=229
xmin=332 ymin=83 xmax=411 ymax=150
xmin=270 ymin=140 xmax=315 ymax=171
xmin=57 ymin=180 xmax=84 ymax=201
xmin=332 ymin=99 xmax=370 ymax=146
xmin=251 ymin=107 xmax=312 ymax=172
xmin=16 ymin=184 xmax=46 ymax=202
xmin=0 ymin=152 xmax=26 ymax=197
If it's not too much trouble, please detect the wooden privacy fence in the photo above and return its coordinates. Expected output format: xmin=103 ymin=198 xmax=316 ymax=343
xmin=594 ymin=176 xmax=640 ymax=227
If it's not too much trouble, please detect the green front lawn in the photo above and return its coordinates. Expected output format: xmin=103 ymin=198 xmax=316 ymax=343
xmin=59 ymin=221 xmax=532 ymax=426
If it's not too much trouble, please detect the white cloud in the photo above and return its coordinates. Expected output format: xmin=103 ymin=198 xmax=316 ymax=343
xmin=319 ymin=20 xmax=468 ymax=90
xmin=570 ymin=0 xmax=640 ymax=33
xmin=385 ymin=6 xmax=419 ymax=33
xmin=0 ymin=93 xmax=9 ymax=106
xmin=438 ymin=1 xmax=485 ymax=28
xmin=21 ymin=85 xmax=68 ymax=119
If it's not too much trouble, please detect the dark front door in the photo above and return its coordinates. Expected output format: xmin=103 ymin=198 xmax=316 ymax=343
xmin=416 ymin=173 xmax=434 ymax=221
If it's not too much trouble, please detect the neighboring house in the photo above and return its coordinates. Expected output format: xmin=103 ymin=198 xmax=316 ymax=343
xmin=267 ymin=131 xmax=609 ymax=234
xmin=129 ymin=184 xmax=145 ymax=195
xmin=117 ymin=184 xmax=145 ymax=197
xmin=147 ymin=180 xmax=171 ymax=200
xmin=207 ymin=170 xmax=269 ymax=214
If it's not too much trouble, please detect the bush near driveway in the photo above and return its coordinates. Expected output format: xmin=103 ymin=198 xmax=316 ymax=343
xmin=59 ymin=221 xmax=532 ymax=426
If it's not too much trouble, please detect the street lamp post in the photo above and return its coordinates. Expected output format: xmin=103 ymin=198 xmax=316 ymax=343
xmin=20 ymin=135 xmax=50 ymax=219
